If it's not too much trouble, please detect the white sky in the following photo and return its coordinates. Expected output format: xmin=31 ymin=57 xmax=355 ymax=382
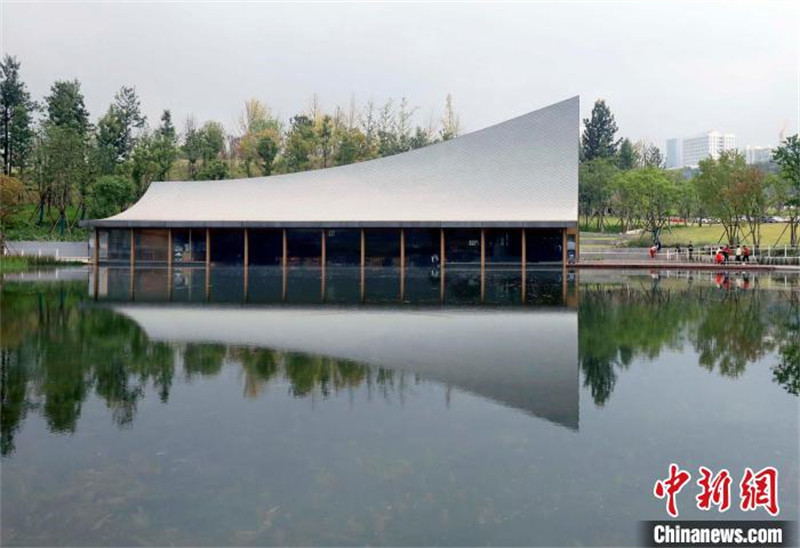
xmin=2 ymin=1 xmax=798 ymax=149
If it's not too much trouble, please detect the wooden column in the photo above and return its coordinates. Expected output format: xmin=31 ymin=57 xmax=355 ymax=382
xmin=93 ymin=229 xmax=100 ymax=265
xmin=562 ymin=228 xmax=567 ymax=265
xmin=282 ymin=229 xmax=288 ymax=267
xmin=321 ymin=229 xmax=327 ymax=267
xmin=167 ymin=228 xmax=173 ymax=301
xmin=243 ymin=228 xmax=249 ymax=267
xmin=521 ymin=228 xmax=527 ymax=303
xmin=130 ymin=229 xmax=135 ymax=267
xmin=167 ymin=229 xmax=173 ymax=268
xmin=480 ymin=228 xmax=486 ymax=303
xmin=205 ymin=229 xmax=211 ymax=267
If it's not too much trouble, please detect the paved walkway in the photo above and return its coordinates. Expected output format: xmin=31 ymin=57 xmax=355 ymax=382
xmin=576 ymin=261 xmax=800 ymax=271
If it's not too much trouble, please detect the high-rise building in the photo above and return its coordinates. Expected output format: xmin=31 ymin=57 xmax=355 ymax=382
xmin=681 ymin=131 xmax=736 ymax=167
xmin=666 ymin=138 xmax=683 ymax=169
xmin=745 ymin=145 xmax=773 ymax=165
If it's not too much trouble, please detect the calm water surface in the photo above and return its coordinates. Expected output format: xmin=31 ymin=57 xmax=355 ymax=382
xmin=1 ymin=267 xmax=798 ymax=546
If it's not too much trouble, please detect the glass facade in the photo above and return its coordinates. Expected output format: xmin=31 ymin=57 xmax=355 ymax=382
xmin=95 ymin=227 xmax=572 ymax=266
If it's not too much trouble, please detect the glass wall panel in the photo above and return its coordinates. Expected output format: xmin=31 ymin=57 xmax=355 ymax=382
xmin=286 ymin=229 xmax=321 ymax=266
xmin=486 ymin=229 xmax=523 ymax=264
xmin=171 ymin=229 xmax=196 ymax=263
xmin=107 ymin=229 xmax=131 ymax=262
xmin=525 ymin=229 xmax=563 ymax=263
xmin=405 ymin=228 xmax=440 ymax=267
xmin=249 ymin=229 xmax=282 ymax=266
xmin=209 ymin=229 xmax=244 ymax=265
xmin=190 ymin=229 xmax=207 ymax=263
xmin=98 ymin=230 xmax=109 ymax=261
xmin=135 ymin=229 xmax=169 ymax=263
xmin=365 ymin=229 xmax=400 ymax=266
xmin=445 ymin=229 xmax=481 ymax=264
xmin=326 ymin=229 xmax=360 ymax=266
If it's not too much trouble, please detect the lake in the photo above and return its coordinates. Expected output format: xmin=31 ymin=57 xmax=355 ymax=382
xmin=1 ymin=267 xmax=798 ymax=546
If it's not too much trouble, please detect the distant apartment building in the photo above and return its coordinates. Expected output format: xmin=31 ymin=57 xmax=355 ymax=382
xmin=745 ymin=145 xmax=773 ymax=165
xmin=666 ymin=138 xmax=682 ymax=169
xmin=681 ymin=131 xmax=736 ymax=167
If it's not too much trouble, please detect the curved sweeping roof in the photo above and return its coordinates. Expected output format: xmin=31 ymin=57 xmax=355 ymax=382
xmin=89 ymin=96 xmax=578 ymax=228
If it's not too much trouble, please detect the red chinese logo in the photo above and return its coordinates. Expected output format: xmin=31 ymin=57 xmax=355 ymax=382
xmin=654 ymin=463 xmax=692 ymax=517
xmin=740 ymin=466 xmax=780 ymax=516
xmin=696 ymin=466 xmax=732 ymax=512
xmin=654 ymin=465 xmax=779 ymax=517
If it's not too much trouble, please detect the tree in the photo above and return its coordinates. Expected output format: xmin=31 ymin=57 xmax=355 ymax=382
xmin=182 ymin=116 xmax=203 ymax=179
xmin=284 ymin=115 xmax=315 ymax=172
xmin=582 ymin=99 xmax=619 ymax=161
xmin=152 ymin=110 xmax=178 ymax=182
xmin=96 ymin=86 xmax=146 ymax=173
xmin=199 ymin=121 xmax=225 ymax=162
xmin=735 ymin=167 xmax=777 ymax=248
xmin=255 ymin=135 xmax=278 ymax=176
xmin=334 ymin=127 xmax=369 ymax=166
xmin=579 ymin=158 xmax=619 ymax=231
xmin=0 ymin=175 xmax=24 ymax=249
xmin=773 ymin=135 xmax=800 ymax=245
xmin=88 ymin=175 xmax=135 ymax=219
xmin=614 ymin=167 xmax=677 ymax=243
xmin=694 ymin=151 xmax=746 ymax=245
xmin=635 ymin=141 xmax=665 ymax=168
xmin=616 ymin=138 xmax=637 ymax=170
xmin=440 ymin=94 xmax=460 ymax=141
xmin=1 ymin=55 xmax=36 ymax=175
xmin=195 ymin=158 xmax=229 ymax=181
xmin=44 ymin=80 xmax=91 ymax=135
xmin=236 ymin=99 xmax=280 ymax=176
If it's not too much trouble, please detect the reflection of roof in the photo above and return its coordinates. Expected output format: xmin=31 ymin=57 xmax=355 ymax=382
xmin=116 ymin=306 xmax=579 ymax=430
xmin=88 ymin=97 xmax=579 ymax=228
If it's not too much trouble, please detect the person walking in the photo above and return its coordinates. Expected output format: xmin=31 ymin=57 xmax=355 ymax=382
xmin=743 ymin=245 xmax=751 ymax=263
xmin=688 ymin=242 xmax=694 ymax=262
xmin=735 ymin=245 xmax=742 ymax=262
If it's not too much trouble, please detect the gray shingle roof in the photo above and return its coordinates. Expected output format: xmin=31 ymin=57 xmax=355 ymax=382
xmin=89 ymin=96 xmax=578 ymax=228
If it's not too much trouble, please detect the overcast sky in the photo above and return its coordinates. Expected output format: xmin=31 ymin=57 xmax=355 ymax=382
xmin=2 ymin=1 xmax=798 ymax=149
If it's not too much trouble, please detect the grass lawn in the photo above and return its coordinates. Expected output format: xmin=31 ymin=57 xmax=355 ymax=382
xmin=624 ymin=223 xmax=794 ymax=247
xmin=2 ymin=203 xmax=90 ymax=242
xmin=0 ymin=255 xmax=79 ymax=274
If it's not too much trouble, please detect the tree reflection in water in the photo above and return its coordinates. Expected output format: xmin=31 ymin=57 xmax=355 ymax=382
xmin=1 ymin=273 xmax=798 ymax=457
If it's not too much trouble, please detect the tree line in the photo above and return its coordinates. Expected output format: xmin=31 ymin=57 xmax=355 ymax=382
xmin=580 ymin=99 xmax=800 ymax=247
xmin=0 ymin=55 xmax=461 ymax=237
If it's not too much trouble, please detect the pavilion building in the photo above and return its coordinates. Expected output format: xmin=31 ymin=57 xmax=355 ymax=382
xmin=84 ymin=96 xmax=580 ymax=269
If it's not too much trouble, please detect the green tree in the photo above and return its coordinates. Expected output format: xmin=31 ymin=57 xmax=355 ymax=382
xmin=88 ymin=175 xmax=135 ymax=219
xmin=772 ymin=135 xmax=800 ymax=245
xmin=616 ymin=138 xmax=637 ymax=170
xmin=284 ymin=115 xmax=315 ymax=172
xmin=44 ymin=80 xmax=91 ymax=135
xmin=152 ymin=110 xmax=178 ymax=181
xmin=1 ymin=55 xmax=36 ymax=175
xmin=581 ymin=99 xmax=619 ymax=161
xmin=614 ymin=167 xmax=677 ymax=242
xmin=96 ymin=86 xmax=146 ymax=173
xmin=256 ymin=134 xmax=278 ymax=176
xmin=579 ymin=158 xmax=619 ymax=231
xmin=195 ymin=158 xmax=229 ymax=180
xmin=694 ymin=151 xmax=747 ymax=245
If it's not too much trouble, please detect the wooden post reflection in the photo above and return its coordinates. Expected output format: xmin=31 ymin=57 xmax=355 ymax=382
xmin=521 ymin=228 xmax=527 ymax=303
xmin=167 ymin=228 xmax=173 ymax=300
